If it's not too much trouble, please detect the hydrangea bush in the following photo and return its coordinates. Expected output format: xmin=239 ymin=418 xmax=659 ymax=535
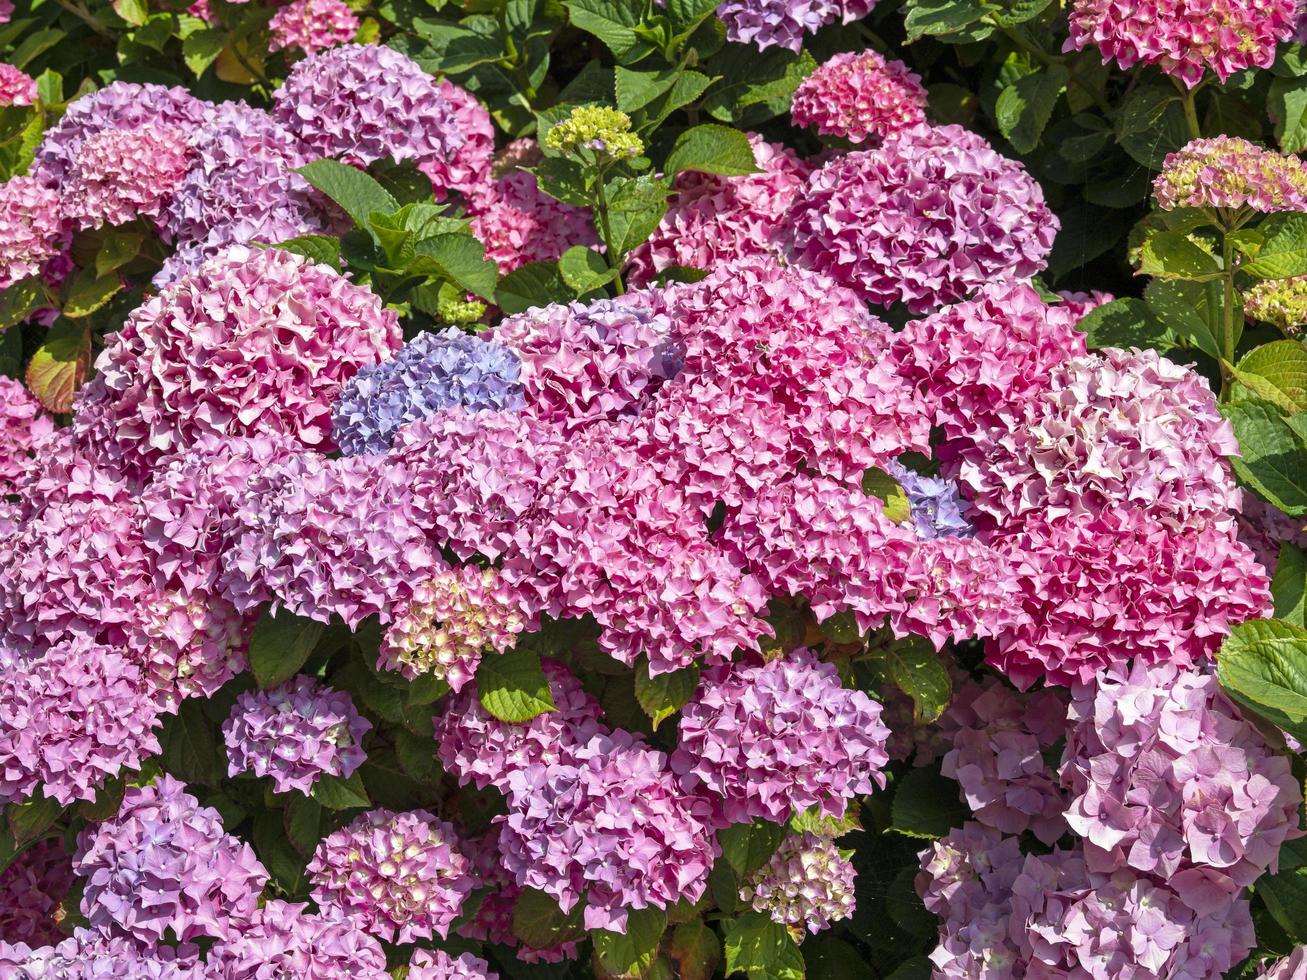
xmin=2 ymin=0 xmax=1307 ymax=976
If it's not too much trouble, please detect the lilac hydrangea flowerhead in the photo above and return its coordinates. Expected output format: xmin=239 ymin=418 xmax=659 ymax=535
xmin=307 ymin=808 xmax=477 ymax=944
xmin=791 ymin=50 xmax=927 ymax=143
xmin=204 ymin=900 xmax=389 ymax=980
xmin=0 ymin=63 xmax=35 ymax=106
xmin=0 ymin=928 xmax=203 ymax=979
xmin=469 ymin=169 xmax=598 ymax=273
xmin=379 ymin=565 xmax=527 ymax=690
xmin=938 ymin=680 xmax=1068 ymax=844
xmin=0 ymin=838 xmax=74 ymax=947
xmin=72 ymin=245 xmax=400 ymax=470
xmin=883 ymin=459 xmax=973 ymax=539
xmin=1066 ymin=0 xmax=1296 ymax=87
xmin=717 ymin=0 xmax=875 ymax=51
xmin=1246 ymin=274 xmax=1307 ymax=333
xmin=1062 ymin=660 xmax=1303 ymax=910
xmin=409 ymin=949 xmax=500 ymax=980
xmin=785 ymin=124 xmax=1057 ymax=314
xmin=0 ymin=376 xmax=52 ymax=496
xmin=331 ymin=327 xmax=524 ymax=456
xmin=499 ymin=731 xmax=719 ymax=933
xmin=435 ymin=657 xmax=608 ymax=792
xmin=268 ymin=0 xmax=360 ymax=55
xmin=421 ymin=80 xmax=497 ymax=198
xmin=494 ymin=298 xmax=679 ymax=426
xmin=739 ymin=832 xmax=856 ymax=937
xmin=222 ymin=676 xmax=370 ymax=795
xmin=75 ymin=774 xmax=268 ymax=943
xmin=671 ymin=648 xmax=890 ymax=824
xmin=1261 ymin=948 xmax=1307 ymax=978
xmin=0 ymin=176 xmax=62 ymax=290
xmin=271 ymin=43 xmax=464 ymax=171
xmin=625 ymin=135 xmax=811 ymax=287
xmin=1155 ymin=136 xmax=1307 ymax=211
xmin=60 ymin=125 xmax=192 ymax=231
xmin=32 ymin=81 xmax=211 ymax=188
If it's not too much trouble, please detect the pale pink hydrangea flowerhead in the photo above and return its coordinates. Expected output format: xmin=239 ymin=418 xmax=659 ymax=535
xmin=204 ymin=899 xmax=389 ymax=980
xmin=1154 ymin=136 xmax=1307 ymax=212
xmin=0 ymin=63 xmax=35 ymax=106
xmin=60 ymin=125 xmax=193 ymax=230
xmin=409 ymin=948 xmax=500 ymax=980
xmin=1261 ymin=947 xmax=1307 ymax=978
xmin=268 ymin=0 xmax=360 ymax=55
xmin=791 ymin=50 xmax=927 ymax=144
xmin=307 ymin=807 xmax=477 ymax=944
xmin=0 ymin=928 xmax=203 ymax=979
xmin=739 ymin=832 xmax=856 ymax=937
xmin=0 ymin=176 xmax=62 ymax=290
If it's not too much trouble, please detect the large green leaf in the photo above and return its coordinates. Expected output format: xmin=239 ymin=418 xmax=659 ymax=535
xmin=1255 ymin=837 xmax=1307 ymax=942
xmin=297 ymin=159 xmax=399 ymax=228
xmin=496 ymin=260 xmax=573 ymax=314
xmin=1116 ymin=85 xmax=1189 ymax=168
xmin=635 ymin=657 xmax=700 ymax=729
xmin=1217 ymin=617 xmax=1307 ymax=743
xmin=1244 ymin=213 xmax=1307 ymax=280
xmin=411 ymin=234 xmax=499 ymax=300
xmin=603 ymin=174 xmax=671 ymax=259
xmin=1223 ymin=399 xmax=1307 ymax=515
xmin=902 ymin=0 xmax=987 ymax=41
xmin=559 ymin=245 xmax=613 ymax=294
xmin=1235 ymin=341 xmax=1307 ymax=411
xmin=248 ymin=608 xmax=326 ymax=689
xmin=1136 ymin=229 xmax=1221 ymax=279
xmin=158 ymin=699 xmax=222 ymax=786
xmin=26 ymin=320 xmax=89 ymax=413
xmin=718 ymin=820 xmax=785 ymax=876
xmin=723 ymin=910 xmax=805 ymax=980
xmin=512 ymin=887 xmax=588 ymax=949
xmin=665 ymin=124 xmax=759 ymax=177
xmin=1273 ymin=543 xmax=1307 ymax=628
xmin=1144 ymin=279 xmax=1227 ymax=361
xmin=1270 ymin=75 xmax=1307 ymax=154
xmin=593 ymin=907 xmax=668 ymax=977
xmin=1077 ymin=298 xmax=1174 ymax=352
xmin=701 ymin=46 xmax=815 ymax=126
xmin=477 ymin=647 xmax=557 ymax=722
xmin=311 ymin=771 xmax=372 ymax=810
xmin=889 ymin=766 xmax=969 ymax=839
xmin=563 ymin=0 xmax=654 ymax=62
xmin=881 ymin=639 xmax=952 ymax=724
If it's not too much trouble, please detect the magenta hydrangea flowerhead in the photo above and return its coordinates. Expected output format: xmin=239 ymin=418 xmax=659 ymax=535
xmin=791 ymin=50 xmax=927 ymax=143
xmin=409 ymin=949 xmax=500 ymax=980
xmin=625 ymin=135 xmax=810 ymax=287
xmin=307 ymin=807 xmax=477 ymax=944
xmin=739 ymin=832 xmax=856 ymax=937
xmin=500 ymin=730 xmax=719 ymax=933
xmin=268 ymin=0 xmax=360 ymax=55
xmin=468 ymin=169 xmax=598 ymax=273
xmin=671 ymin=648 xmax=890 ymax=824
xmin=422 ymin=80 xmax=497 ymax=198
xmin=0 ymin=838 xmax=74 ymax=947
xmin=785 ymin=124 xmax=1057 ymax=314
xmin=1062 ymin=660 xmax=1303 ymax=911
xmin=0 ymin=638 xmax=161 ymax=807
xmin=0 ymin=176 xmax=62 ymax=290
xmin=938 ymin=680 xmax=1069 ymax=844
xmin=1154 ymin=136 xmax=1307 ymax=212
xmin=271 ymin=43 xmax=464 ymax=171
xmin=716 ymin=0 xmax=875 ymax=51
xmin=1066 ymin=0 xmax=1297 ymax=87
xmin=74 ymin=775 xmax=268 ymax=943
xmin=0 ymin=928 xmax=204 ymax=978
xmin=204 ymin=899 xmax=389 ymax=980
xmin=60 ymin=125 xmax=192 ymax=231
xmin=0 ymin=63 xmax=35 ymax=106
xmin=222 ymin=676 xmax=370 ymax=794
xmin=72 ymin=245 xmax=400 ymax=470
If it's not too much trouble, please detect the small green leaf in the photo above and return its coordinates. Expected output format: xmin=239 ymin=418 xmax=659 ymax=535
xmin=889 ymin=765 xmax=969 ymax=839
xmin=635 ymin=657 xmax=700 ymax=729
xmin=788 ymin=806 xmax=861 ymax=838
xmin=902 ymin=0 xmax=987 ymax=40
xmin=883 ymin=638 xmax=952 ymax=724
xmin=593 ymin=907 xmax=668 ymax=977
xmin=7 ymin=795 xmax=62 ymax=845
xmin=1272 ymin=543 xmax=1307 ymax=628
xmin=1136 ymin=230 xmax=1221 ymax=279
xmin=665 ymin=124 xmax=759 ymax=177
xmin=477 ymin=648 xmax=557 ymax=723
xmin=1077 ymin=298 xmax=1174 ymax=352
xmin=719 ymin=820 xmax=785 ymax=876
xmin=284 ymin=796 xmax=325 ymax=856
xmin=25 ymin=320 xmax=90 ymax=413
xmin=311 ymin=771 xmax=372 ymax=810
xmin=722 ymin=910 xmax=805 ymax=980
xmin=1245 ymin=213 xmax=1307 ymax=280
xmin=1217 ymin=617 xmax=1307 ymax=744
xmin=667 ymin=920 xmax=722 ymax=980
xmin=563 ymin=0 xmax=654 ymax=61
xmin=559 ymin=245 xmax=613 ymax=294
xmin=990 ymin=0 xmax=1054 ymax=25
xmin=604 ymin=174 xmax=671 ymax=261
xmin=1235 ymin=341 xmax=1307 ymax=412
xmin=253 ymin=810 xmax=310 ymax=895
xmin=411 ymin=234 xmax=499 ymax=300
xmin=1222 ymin=399 xmax=1307 ymax=515
xmin=62 ymin=268 xmax=123 ymax=318
xmin=182 ymin=28 xmax=224 ymax=77
xmin=297 ymin=159 xmax=399 ymax=229
xmin=616 ymin=66 xmax=682 ymax=113
xmin=995 ymin=64 xmax=1068 ymax=154
xmin=512 ymin=887 xmax=588 ymax=949
xmin=113 ymin=0 xmax=149 ymax=26
xmin=248 ymin=608 xmax=326 ymax=690
xmin=861 ymin=466 xmax=912 ymax=525
xmin=95 ymin=231 xmax=145 ymax=279
xmin=496 ymin=260 xmax=573 ymax=314
xmin=274 ymin=235 xmax=342 ymax=269
xmin=0 ymin=278 xmax=49 ymax=332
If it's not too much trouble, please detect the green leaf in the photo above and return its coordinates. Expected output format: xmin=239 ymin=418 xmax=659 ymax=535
xmin=0 ymin=278 xmax=49 ymax=332
xmin=604 ymin=174 xmax=671 ymax=260
xmin=411 ymin=234 xmax=499 ymax=300
xmin=1137 ymin=229 xmax=1221 ymax=279
xmin=297 ymin=159 xmax=399 ymax=229
xmin=274 ymin=235 xmax=342 ymax=269
xmin=95 ymin=231 xmax=145 ymax=279
xmin=902 ymin=0 xmax=987 ymax=41
xmin=1143 ymin=278 xmax=1227 ymax=360
xmin=667 ymin=0 xmax=720 ymax=30
xmin=34 ymin=69 xmax=62 ymax=107
xmin=248 ymin=608 xmax=327 ymax=690
xmin=861 ymin=466 xmax=912 ymax=525
xmin=1244 ymin=213 xmax=1307 ymax=280
xmin=1077 ymin=298 xmax=1174 ymax=352
xmin=311 ymin=771 xmax=372 ymax=810
xmin=9 ymin=29 xmax=64 ymax=70
xmin=477 ymin=647 xmax=557 ymax=722
xmin=62 ymin=268 xmax=123 ymax=318
xmin=883 ymin=639 xmax=952 ymax=724
xmin=182 ymin=28 xmax=224 ymax=77
xmin=25 ymin=320 xmax=90 ymax=413
xmin=564 ymin=0 xmax=655 ymax=62
xmin=7 ymin=795 xmax=61 ymax=845
xmin=665 ymin=124 xmax=759 ymax=177
xmin=410 ymin=17 xmax=505 ymax=73
xmin=616 ymin=66 xmax=682 ymax=113
xmin=634 ymin=657 xmax=699 ymax=729
xmin=884 ymin=958 xmax=934 ymax=980
xmin=638 ymin=70 xmax=716 ymax=132
xmin=559 ymin=245 xmax=613 ymax=294
xmin=701 ymin=46 xmax=815 ymax=126
xmin=1116 ymin=85 xmax=1189 ymax=168
xmin=1273 ymin=543 xmax=1307 ymax=628
xmin=788 ymin=806 xmax=862 ymax=838
xmin=158 ymin=699 xmax=221 ymax=786
xmin=990 ymin=0 xmax=1054 ymax=25
xmin=718 ymin=820 xmax=785 ymax=876
xmin=496 ymin=260 xmax=573 ymax=314
xmin=803 ymin=936 xmax=871 ymax=980
xmin=114 ymin=0 xmax=149 ymax=26
xmin=995 ymin=64 xmax=1068 ymax=154
xmin=1217 ymin=617 xmax=1307 ymax=744
xmin=284 ymin=796 xmax=325 ymax=856
xmin=1270 ymin=75 xmax=1307 ymax=154
xmin=253 ymin=810 xmax=310 ymax=895
xmin=889 ymin=765 xmax=969 ymax=839
xmin=1236 ymin=341 xmax=1307 ymax=412
xmin=667 ymin=921 xmax=722 ymax=980
xmin=1223 ymin=399 xmax=1307 ymax=515
xmin=1256 ymin=837 xmax=1307 ymax=942
xmin=512 ymin=887 xmax=588 ymax=949
xmin=394 ymin=728 xmax=441 ymax=783
xmin=723 ymin=910 xmax=806 ymax=980
xmin=593 ymin=907 xmax=668 ymax=977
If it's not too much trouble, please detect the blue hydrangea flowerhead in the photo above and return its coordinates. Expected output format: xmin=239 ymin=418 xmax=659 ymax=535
xmin=331 ymin=328 xmax=525 ymax=456
xmin=884 ymin=458 xmax=973 ymax=539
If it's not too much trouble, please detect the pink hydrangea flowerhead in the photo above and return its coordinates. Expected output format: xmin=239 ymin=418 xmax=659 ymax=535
xmin=500 ymin=731 xmax=718 ymax=933
xmin=495 ymin=297 xmax=680 ymax=426
xmin=271 ymin=43 xmax=464 ymax=171
xmin=939 ymin=680 xmax=1069 ymax=844
xmin=409 ymin=949 xmax=500 ymax=980
xmin=0 ymin=63 xmax=35 ymax=106
xmin=127 ymin=588 xmax=252 ymax=711
xmin=0 ymin=376 xmax=53 ymax=496
xmin=1154 ymin=136 xmax=1307 ymax=211
xmin=0 ymin=638 xmax=161 ymax=807
xmin=739 ymin=832 xmax=856 ymax=937
xmin=1238 ymin=493 xmax=1307 ymax=575
xmin=421 ymin=80 xmax=497 ymax=198
xmin=268 ymin=0 xmax=360 ymax=55
xmin=1066 ymin=0 xmax=1296 ymax=87
xmin=378 ymin=565 xmax=527 ymax=691
xmin=222 ymin=676 xmax=371 ymax=794
xmin=671 ymin=648 xmax=890 ymax=824
xmin=435 ymin=657 xmax=608 ymax=792
xmin=1261 ymin=948 xmax=1307 ymax=978
xmin=0 ymin=928 xmax=203 ymax=978
xmin=469 ymin=169 xmax=598 ymax=273
xmin=75 ymin=775 xmax=268 ymax=943
xmin=1246 ymin=274 xmax=1307 ymax=333
xmin=0 ymin=838 xmax=74 ymax=947
xmin=1063 ymin=660 xmax=1303 ymax=910
xmin=791 ymin=50 xmax=927 ymax=144
xmin=0 ymin=2 xmax=12 ymax=24
xmin=785 ymin=124 xmax=1057 ymax=313
xmin=60 ymin=125 xmax=192 ymax=230
xmin=716 ymin=0 xmax=875 ymax=51
xmin=0 ymin=176 xmax=62 ymax=290
xmin=73 ymin=245 xmax=400 ymax=470
xmin=204 ymin=900 xmax=389 ymax=980
xmin=307 ymin=808 xmax=476 ymax=943
xmin=626 ymin=135 xmax=810 ymax=287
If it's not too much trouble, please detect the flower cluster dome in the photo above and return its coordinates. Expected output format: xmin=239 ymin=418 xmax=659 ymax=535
xmin=790 ymin=50 xmax=927 ymax=143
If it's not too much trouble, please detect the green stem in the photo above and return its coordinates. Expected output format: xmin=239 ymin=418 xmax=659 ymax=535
xmin=1220 ymin=231 xmax=1236 ymax=400
xmin=1174 ymin=76 xmax=1202 ymax=140
xmin=592 ymin=173 xmax=625 ymax=296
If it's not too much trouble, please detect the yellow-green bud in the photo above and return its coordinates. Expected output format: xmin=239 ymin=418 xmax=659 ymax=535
xmin=546 ymin=105 xmax=644 ymax=161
